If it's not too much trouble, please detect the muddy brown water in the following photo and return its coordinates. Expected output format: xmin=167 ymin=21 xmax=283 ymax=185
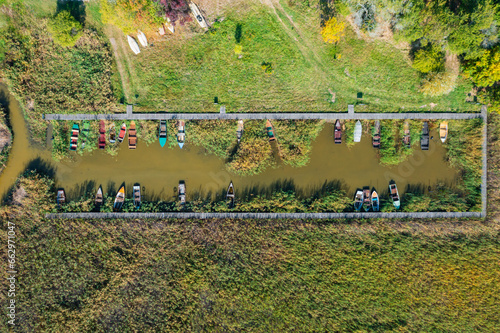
xmin=0 ymin=84 xmax=458 ymax=204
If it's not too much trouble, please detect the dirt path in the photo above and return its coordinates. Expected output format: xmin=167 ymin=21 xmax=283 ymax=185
xmin=109 ymin=37 xmax=131 ymax=101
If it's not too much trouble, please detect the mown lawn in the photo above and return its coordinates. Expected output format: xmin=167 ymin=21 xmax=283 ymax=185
xmin=127 ymin=0 xmax=479 ymax=112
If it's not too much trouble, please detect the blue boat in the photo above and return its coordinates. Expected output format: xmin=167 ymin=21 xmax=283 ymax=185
xmin=371 ymin=190 xmax=380 ymax=212
xmin=354 ymin=189 xmax=363 ymax=212
xmin=159 ymin=120 xmax=167 ymax=147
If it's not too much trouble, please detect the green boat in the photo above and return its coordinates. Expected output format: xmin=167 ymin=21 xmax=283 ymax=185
xmin=80 ymin=121 xmax=90 ymax=149
xmin=159 ymin=120 xmax=167 ymax=147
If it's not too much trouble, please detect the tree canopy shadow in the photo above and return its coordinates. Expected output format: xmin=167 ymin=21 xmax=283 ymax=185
xmin=56 ymin=0 xmax=86 ymax=24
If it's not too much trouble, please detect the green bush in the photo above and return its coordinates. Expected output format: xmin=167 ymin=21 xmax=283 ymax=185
xmin=420 ymin=71 xmax=457 ymax=96
xmin=47 ymin=11 xmax=83 ymax=47
xmin=412 ymin=44 xmax=444 ymax=73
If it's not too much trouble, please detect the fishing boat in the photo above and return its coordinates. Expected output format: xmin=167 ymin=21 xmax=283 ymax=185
xmin=99 ymin=120 xmax=106 ymax=149
xmin=133 ymin=184 xmax=141 ymax=209
xmin=118 ymin=123 xmax=127 ymax=143
xmin=81 ymin=121 xmax=90 ymax=149
xmin=389 ymin=181 xmax=400 ymax=209
xmin=354 ymin=189 xmax=363 ymax=212
xmin=371 ymin=190 xmax=380 ymax=212
xmin=56 ymin=189 xmax=66 ymax=205
xmin=189 ymin=2 xmax=208 ymax=29
xmin=353 ymin=120 xmax=362 ymax=142
xmin=178 ymin=180 xmax=186 ymax=204
xmin=127 ymin=35 xmax=140 ymax=55
xmin=109 ymin=124 xmax=116 ymax=143
xmin=420 ymin=121 xmax=429 ymax=150
xmin=237 ymin=120 xmax=244 ymax=143
xmin=113 ymin=185 xmax=125 ymax=211
xmin=226 ymin=181 xmax=235 ymax=206
xmin=363 ymin=186 xmax=371 ymax=212
xmin=137 ymin=30 xmax=147 ymax=47
xmin=334 ymin=119 xmax=342 ymax=144
xmin=372 ymin=120 xmax=380 ymax=148
xmin=177 ymin=120 xmax=185 ymax=149
xmin=403 ymin=121 xmax=411 ymax=148
xmin=159 ymin=120 xmax=167 ymax=147
xmin=95 ymin=186 xmax=103 ymax=206
xmin=128 ymin=121 xmax=137 ymax=149
xmin=266 ymin=120 xmax=276 ymax=141
xmin=440 ymin=121 xmax=448 ymax=143
xmin=69 ymin=123 xmax=79 ymax=151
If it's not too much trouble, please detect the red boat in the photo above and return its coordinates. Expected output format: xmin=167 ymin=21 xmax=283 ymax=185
xmin=334 ymin=119 xmax=342 ymax=144
xmin=99 ymin=120 xmax=106 ymax=149
xmin=118 ymin=123 xmax=127 ymax=143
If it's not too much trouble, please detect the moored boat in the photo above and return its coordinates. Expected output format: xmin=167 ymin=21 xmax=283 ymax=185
xmin=57 ymin=189 xmax=66 ymax=205
xmin=354 ymin=189 xmax=363 ymax=212
xmin=95 ymin=186 xmax=103 ymax=206
xmin=178 ymin=180 xmax=186 ymax=204
xmin=69 ymin=123 xmax=79 ymax=151
xmin=372 ymin=121 xmax=380 ymax=148
xmin=118 ymin=123 xmax=127 ymax=143
xmin=363 ymin=186 xmax=371 ymax=212
xmin=334 ymin=119 xmax=342 ymax=144
xmin=227 ymin=181 xmax=235 ymax=206
xmin=133 ymin=184 xmax=141 ymax=208
xmin=177 ymin=120 xmax=185 ymax=149
xmin=353 ymin=120 xmax=362 ymax=142
xmin=371 ymin=190 xmax=380 ymax=212
xmin=127 ymin=35 xmax=140 ymax=55
xmin=137 ymin=30 xmax=148 ymax=47
xmin=81 ymin=121 xmax=90 ymax=149
xmin=113 ymin=185 xmax=125 ymax=211
xmin=128 ymin=121 xmax=137 ymax=149
xmin=189 ymin=2 xmax=208 ymax=29
xmin=420 ymin=121 xmax=429 ymax=150
xmin=159 ymin=120 xmax=167 ymax=147
xmin=99 ymin=120 xmax=106 ymax=149
xmin=440 ymin=121 xmax=448 ymax=143
xmin=237 ymin=120 xmax=244 ymax=143
xmin=109 ymin=124 xmax=116 ymax=143
xmin=266 ymin=120 xmax=276 ymax=141
xmin=389 ymin=181 xmax=400 ymax=209
xmin=165 ymin=18 xmax=175 ymax=33
xmin=403 ymin=121 xmax=411 ymax=148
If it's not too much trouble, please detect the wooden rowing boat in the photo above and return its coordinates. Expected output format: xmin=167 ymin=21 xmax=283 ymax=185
xmin=159 ymin=120 xmax=167 ymax=147
xmin=353 ymin=120 xmax=362 ymax=142
xmin=69 ymin=123 xmax=79 ymax=151
xmin=118 ymin=123 xmax=127 ymax=143
xmin=354 ymin=189 xmax=363 ymax=212
xmin=133 ymin=183 xmax=141 ymax=209
xmin=127 ymin=35 xmax=140 ymax=55
xmin=128 ymin=121 xmax=137 ymax=149
xmin=99 ymin=120 xmax=106 ymax=149
xmin=177 ymin=120 xmax=185 ymax=149
xmin=371 ymin=190 xmax=379 ymax=212
xmin=57 ymin=188 xmax=66 ymax=205
xmin=420 ymin=121 xmax=429 ymax=150
xmin=372 ymin=121 xmax=380 ymax=148
xmin=334 ymin=119 xmax=342 ymax=144
xmin=109 ymin=124 xmax=116 ymax=143
xmin=95 ymin=186 xmax=103 ymax=206
xmin=137 ymin=30 xmax=147 ymax=47
xmin=389 ymin=181 xmax=400 ymax=209
xmin=227 ymin=181 xmax=235 ymax=207
xmin=266 ymin=120 xmax=276 ymax=141
xmin=440 ymin=121 xmax=448 ymax=143
xmin=81 ymin=121 xmax=90 ymax=149
xmin=114 ymin=185 xmax=125 ymax=211
xmin=178 ymin=180 xmax=186 ymax=204
xmin=237 ymin=120 xmax=244 ymax=143
xmin=363 ymin=186 xmax=371 ymax=212
xmin=403 ymin=121 xmax=410 ymax=148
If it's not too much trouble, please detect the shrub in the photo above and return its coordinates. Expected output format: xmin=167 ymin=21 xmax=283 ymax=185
xmin=261 ymin=61 xmax=274 ymax=74
xmin=47 ymin=11 xmax=83 ymax=47
xmin=412 ymin=44 xmax=444 ymax=73
xmin=463 ymin=47 xmax=500 ymax=88
xmin=321 ymin=17 xmax=345 ymax=44
xmin=420 ymin=71 xmax=457 ymax=96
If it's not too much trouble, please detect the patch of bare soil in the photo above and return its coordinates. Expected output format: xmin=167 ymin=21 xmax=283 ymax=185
xmin=11 ymin=186 xmax=26 ymax=206
xmin=0 ymin=124 xmax=11 ymax=152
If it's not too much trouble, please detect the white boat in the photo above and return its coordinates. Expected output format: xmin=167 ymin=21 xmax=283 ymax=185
xmin=127 ymin=35 xmax=140 ymax=55
xmin=353 ymin=120 xmax=362 ymax=142
xmin=137 ymin=30 xmax=147 ymax=47
xmin=178 ymin=181 xmax=186 ymax=204
xmin=165 ymin=18 xmax=175 ymax=33
xmin=189 ymin=2 xmax=208 ymax=29
xmin=237 ymin=120 xmax=244 ymax=143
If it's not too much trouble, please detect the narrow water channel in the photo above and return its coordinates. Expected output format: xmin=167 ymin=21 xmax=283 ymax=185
xmin=0 ymin=83 xmax=459 ymax=203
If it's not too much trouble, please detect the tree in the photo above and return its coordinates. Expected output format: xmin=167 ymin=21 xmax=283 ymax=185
xmin=321 ymin=17 xmax=345 ymax=44
xmin=412 ymin=44 xmax=444 ymax=73
xmin=156 ymin=0 xmax=192 ymax=26
xmin=47 ymin=11 xmax=82 ymax=47
xmin=419 ymin=71 xmax=456 ymax=96
xmin=463 ymin=47 xmax=500 ymax=88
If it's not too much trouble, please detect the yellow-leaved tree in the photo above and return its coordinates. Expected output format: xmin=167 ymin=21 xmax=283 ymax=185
xmin=321 ymin=17 xmax=345 ymax=44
